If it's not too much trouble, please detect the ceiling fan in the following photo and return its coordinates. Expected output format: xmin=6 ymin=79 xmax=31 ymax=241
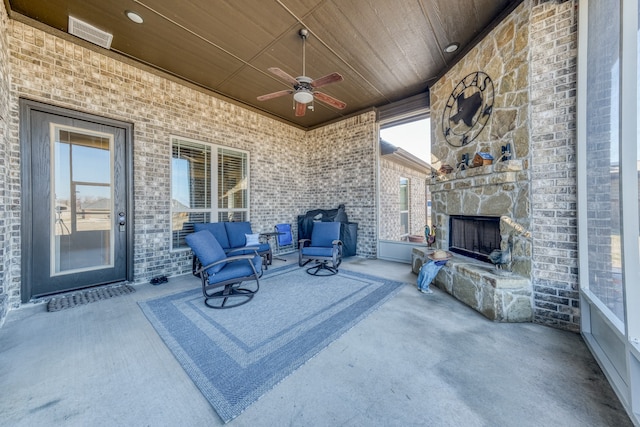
xmin=257 ymin=28 xmax=346 ymax=117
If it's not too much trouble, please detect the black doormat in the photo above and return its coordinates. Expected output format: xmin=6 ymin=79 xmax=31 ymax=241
xmin=46 ymin=283 xmax=136 ymax=312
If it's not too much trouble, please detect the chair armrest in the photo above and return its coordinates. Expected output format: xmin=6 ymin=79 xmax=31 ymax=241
xmin=299 ymin=238 xmax=311 ymax=247
xmin=226 ymin=246 xmax=260 ymax=255
xmin=195 ymin=253 xmax=255 ymax=275
xmin=332 ymin=239 xmax=343 ymax=246
xmin=224 ymin=253 xmax=259 ymax=263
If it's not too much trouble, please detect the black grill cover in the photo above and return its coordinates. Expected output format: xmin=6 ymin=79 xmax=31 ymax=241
xmin=297 ymin=204 xmax=357 ymax=257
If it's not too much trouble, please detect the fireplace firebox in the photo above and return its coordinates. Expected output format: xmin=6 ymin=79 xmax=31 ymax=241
xmin=449 ymin=215 xmax=500 ymax=263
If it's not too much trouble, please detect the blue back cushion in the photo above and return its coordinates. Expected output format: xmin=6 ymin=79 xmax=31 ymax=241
xmin=275 ymin=223 xmax=293 ymax=246
xmin=193 ymin=222 xmax=230 ymax=249
xmin=225 ymin=222 xmax=253 ymax=247
xmin=185 ymin=230 xmax=227 ymax=275
xmin=311 ymin=222 xmax=340 ymax=247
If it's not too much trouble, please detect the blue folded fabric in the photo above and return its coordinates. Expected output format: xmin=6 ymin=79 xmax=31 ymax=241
xmin=417 ymin=260 xmax=447 ymax=293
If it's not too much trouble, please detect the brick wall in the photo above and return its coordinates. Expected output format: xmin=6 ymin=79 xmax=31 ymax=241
xmin=529 ymin=0 xmax=579 ymax=331
xmin=305 ymin=114 xmax=378 ymax=258
xmin=379 ymin=157 xmax=427 ymax=241
xmin=3 ymin=18 xmax=378 ymax=310
xmin=0 ymin=1 xmax=12 ymax=326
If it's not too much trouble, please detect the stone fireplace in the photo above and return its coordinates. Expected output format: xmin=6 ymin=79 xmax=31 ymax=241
xmin=419 ymin=1 xmax=555 ymax=324
xmin=426 ymin=161 xmax=533 ymax=322
xmin=408 ymin=1 xmax=580 ymax=330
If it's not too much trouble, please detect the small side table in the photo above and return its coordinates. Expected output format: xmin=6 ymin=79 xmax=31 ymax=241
xmin=260 ymin=231 xmax=287 ymax=262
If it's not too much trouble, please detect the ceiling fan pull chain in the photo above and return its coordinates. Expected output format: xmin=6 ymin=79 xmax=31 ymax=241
xmin=301 ymin=29 xmax=306 ymax=77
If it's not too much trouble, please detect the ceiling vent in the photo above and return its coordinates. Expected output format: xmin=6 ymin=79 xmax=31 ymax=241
xmin=68 ymin=16 xmax=113 ymax=49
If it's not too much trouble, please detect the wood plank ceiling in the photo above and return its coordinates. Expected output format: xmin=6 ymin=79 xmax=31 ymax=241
xmin=6 ymin=0 xmax=520 ymax=129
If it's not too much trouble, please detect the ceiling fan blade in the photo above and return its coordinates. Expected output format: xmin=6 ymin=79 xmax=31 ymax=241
xmin=295 ymin=101 xmax=307 ymax=117
xmin=311 ymin=72 xmax=343 ymax=88
xmin=257 ymin=90 xmax=292 ymax=101
xmin=268 ymin=67 xmax=299 ymax=85
xmin=313 ymin=92 xmax=347 ymax=110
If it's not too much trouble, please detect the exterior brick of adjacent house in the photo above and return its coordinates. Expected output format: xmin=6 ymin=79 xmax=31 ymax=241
xmin=379 ymin=157 xmax=428 ymax=241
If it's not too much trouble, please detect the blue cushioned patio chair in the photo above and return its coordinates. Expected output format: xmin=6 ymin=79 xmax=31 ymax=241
xmin=273 ymin=223 xmax=294 ymax=261
xmin=186 ymin=230 xmax=262 ymax=309
xmin=192 ymin=222 xmax=272 ymax=271
xmin=298 ymin=222 xmax=343 ymax=276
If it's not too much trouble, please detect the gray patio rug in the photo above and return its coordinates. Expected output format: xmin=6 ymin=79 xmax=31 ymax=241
xmin=138 ymin=263 xmax=405 ymax=423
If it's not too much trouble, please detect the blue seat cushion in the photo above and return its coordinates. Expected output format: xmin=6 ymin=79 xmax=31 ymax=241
xmin=208 ymin=255 xmax=262 ymax=285
xmin=185 ymin=230 xmax=227 ymax=275
xmin=194 ymin=222 xmax=230 ymax=249
xmin=224 ymin=221 xmax=253 ymax=248
xmin=302 ymin=246 xmax=334 ymax=258
xmin=310 ymin=222 xmax=340 ymax=247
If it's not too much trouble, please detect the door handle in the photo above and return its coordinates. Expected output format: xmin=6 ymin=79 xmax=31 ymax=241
xmin=118 ymin=212 xmax=126 ymax=226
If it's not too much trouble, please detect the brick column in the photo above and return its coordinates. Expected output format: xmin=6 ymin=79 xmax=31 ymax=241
xmin=0 ymin=0 xmax=12 ymax=327
xmin=529 ymin=0 xmax=580 ymax=331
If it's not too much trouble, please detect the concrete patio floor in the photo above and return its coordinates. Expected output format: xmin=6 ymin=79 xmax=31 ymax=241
xmin=0 ymin=255 xmax=632 ymax=426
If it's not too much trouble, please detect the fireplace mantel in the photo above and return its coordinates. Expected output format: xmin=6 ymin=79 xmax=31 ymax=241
xmin=430 ymin=159 xmax=525 ymax=192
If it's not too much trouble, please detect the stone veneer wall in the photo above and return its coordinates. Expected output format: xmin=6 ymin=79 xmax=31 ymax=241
xmin=430 ymin=1 xmax=532 ymax=276
xmin=3 ymin=18 xmax=378 ymax=311
xmin=379 ymin=157 xmax=427 ymax=241
xmin=429 ymin=0 xmax=579 ymax=331
xmin=0 ymin=1 xmax=12 ymax=327
xmin=431 ymin=3 xmax=531 ymax=170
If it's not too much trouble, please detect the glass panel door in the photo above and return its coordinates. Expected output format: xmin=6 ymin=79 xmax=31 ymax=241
xmin=51 ymin=125 xmax=114 ymax=275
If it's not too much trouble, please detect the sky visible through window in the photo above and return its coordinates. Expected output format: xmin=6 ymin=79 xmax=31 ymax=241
xmin=380 ymin=118 xmax=431 ymax=164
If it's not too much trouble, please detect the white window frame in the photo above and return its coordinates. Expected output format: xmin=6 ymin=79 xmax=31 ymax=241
xmin=170 ymin=135 xmax=250 ymax=251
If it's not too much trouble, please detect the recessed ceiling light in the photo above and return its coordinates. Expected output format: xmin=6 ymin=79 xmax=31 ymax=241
xmin=125 ymin=10 xmax=144 ymax=24
xmin=444 ymin=42 xmax=459 ymax=53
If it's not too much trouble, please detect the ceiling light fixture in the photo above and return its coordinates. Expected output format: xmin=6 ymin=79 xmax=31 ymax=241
xmin=444 ymin=42 xmax=459 ymax=53
xmin=293 ymin=90 xmax=314 ymax=104
xmin=125 ymin=10 xmax=144 ymax=24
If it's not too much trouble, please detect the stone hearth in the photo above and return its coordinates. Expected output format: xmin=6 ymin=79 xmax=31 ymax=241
xmin=412 ymin=247 xmax=532 ymax=322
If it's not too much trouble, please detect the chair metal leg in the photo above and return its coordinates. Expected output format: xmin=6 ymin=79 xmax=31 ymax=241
xmin=306 ymin=260 xmax=338 ymax=276
xmin=203 ymin=283 xmax=256 ymax=309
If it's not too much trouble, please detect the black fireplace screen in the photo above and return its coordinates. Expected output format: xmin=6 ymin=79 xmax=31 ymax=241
xmin=449 ymin=215 xmax=500 ymax=263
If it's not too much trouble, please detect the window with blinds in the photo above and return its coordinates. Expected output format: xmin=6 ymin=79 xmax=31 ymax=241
xmin=399 ymin=177 xmax=409 ymax=235
xmin=217 ymin=148 xmax=248 ymax=222
xmin=171 ymin=137 xmax=249 ymax=250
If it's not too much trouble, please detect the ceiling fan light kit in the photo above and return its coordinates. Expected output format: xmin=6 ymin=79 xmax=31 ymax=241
xmin=257 ymin=28 xmax=346 ymax=117
xmin=293 ymin=91 xmax=314 ymax=104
